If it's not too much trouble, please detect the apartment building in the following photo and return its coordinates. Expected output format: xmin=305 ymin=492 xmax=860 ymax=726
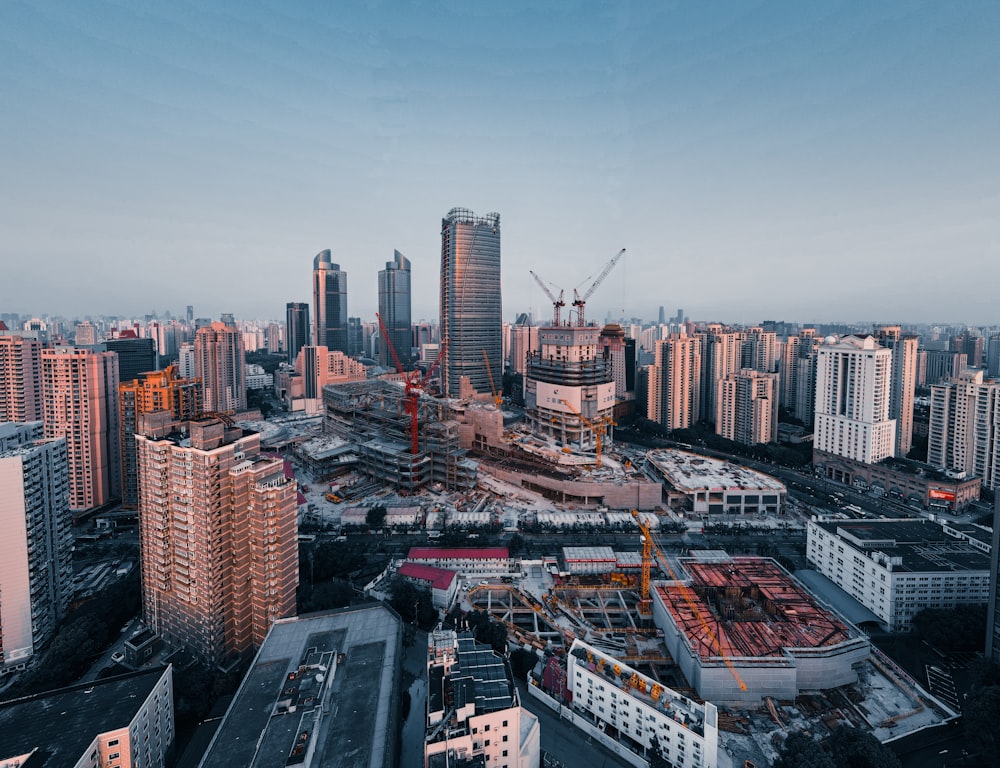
xmin=715 ymin=369 xmax=778 ymax=445
xmin=928 ymin=369 xmax=1000 ymax=490
xmin=0 ymin=332 xmax=42 ymax=422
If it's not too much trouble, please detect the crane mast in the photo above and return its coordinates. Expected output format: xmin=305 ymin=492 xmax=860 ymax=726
xmin=529 ymin=270 xmax=565 ymax=327
xmin=572 ymin=248 xmax=625 ymax=326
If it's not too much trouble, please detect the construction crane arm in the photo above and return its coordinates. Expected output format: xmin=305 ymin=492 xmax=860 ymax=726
xmin=530 ymin=270 xmax=565 ymax=326
xmin=577 ymin=248 xmax=625 ymax=303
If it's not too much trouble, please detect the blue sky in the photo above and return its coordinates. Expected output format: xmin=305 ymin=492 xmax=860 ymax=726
xmin=2 ymin=0 xmax=997 ymax=325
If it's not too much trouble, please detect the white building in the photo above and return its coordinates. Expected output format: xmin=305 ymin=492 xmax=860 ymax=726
xmin=567 ymin=639 xmax=719 ymax=768
xmin=806 ymin=518 xmax=991 ymax=632
xmin=928 ymin=369 xmax=1000 ymax=490
xmin=407 ymin=547 xmax=514 ymax=579
xmin=244 ymin=363 xmax=273 ymax=390
xmin=425 ymin=629 xmax=540 ymax=768
xmin=648 ymin=335 xmax=700 ymax=430
xmin=396 ymin=562 xmax=458 ymax=609
xmin=814 ymin=335 xmax=896 ymax=464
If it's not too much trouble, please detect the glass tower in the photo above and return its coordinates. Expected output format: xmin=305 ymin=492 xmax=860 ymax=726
xmin=285 ymin=301 xmax=310 ymax=365
xmin=378 ymin=250 xmax=413 ymax=370
xmin=440 ymin=208 xmax=501 ymax=398
xmin=312 ymin=250 xmax=348 ymax=354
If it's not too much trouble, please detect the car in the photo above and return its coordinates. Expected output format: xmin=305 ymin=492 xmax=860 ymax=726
xmin=111 ymin=651 xmax=125 ymax=664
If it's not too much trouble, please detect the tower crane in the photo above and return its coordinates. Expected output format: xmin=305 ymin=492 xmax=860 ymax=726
xmin=376 ymin=312 xmax=447 ymax=454
xmin=630 ymin=510 xmax=748 ymax=692
xmin=558 ymin=398 xmax=615 ymax=468
xmin=572 ymin=248 xmax=625 ymax=327
xmin=529 ymin=270 xmax=565 ymax=327
xmin=482 ymin=349 xmax=502 ymax=409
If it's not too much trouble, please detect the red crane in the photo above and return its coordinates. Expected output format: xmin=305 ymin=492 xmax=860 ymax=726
xmin=376 ymin=313 xmax=447 ymax=454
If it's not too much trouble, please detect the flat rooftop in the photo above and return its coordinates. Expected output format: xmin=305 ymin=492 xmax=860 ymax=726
xmin=563 ymin=546 xmax=616 ymax=562
xmin=645 ymin=449 xmax=786 ymax=493
xmin=655 ymin=557 xmax=855 ymax=660
xmin=0 ymin=667 xmax=170 ymax=766
xmin=814 ymin=519 xmax=992 ymax=573
xmin=199 ymin=604 xmax=403 ymax=768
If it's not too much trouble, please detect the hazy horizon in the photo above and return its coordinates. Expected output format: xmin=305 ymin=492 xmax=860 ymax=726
xmin=3 ymin=1 xmax=998 ymax=325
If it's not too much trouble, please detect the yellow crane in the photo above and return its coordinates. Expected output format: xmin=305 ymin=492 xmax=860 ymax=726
xmin=558 ymin=398 xmax=615 ymax=468
xmin=631 ymin=510 xmax=748 ymax=692
xmin=482 ymin=350 xmax=502 ymax=409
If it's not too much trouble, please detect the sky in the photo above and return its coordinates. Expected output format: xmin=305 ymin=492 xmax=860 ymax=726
xmin=2 ymin=0 xmax=998 ymax=326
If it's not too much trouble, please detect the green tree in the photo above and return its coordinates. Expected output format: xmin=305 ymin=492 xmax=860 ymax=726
xmin=366 ymin=504 xmax=387 ymax=530
xmin=826 ymin=725 xmax=901 ymax=768
xmin=773 ymin=732 xmax=836 ymax=768
xmin=911 ymin=604 xmax=987 ymax=653
xmin=963 ymin=683 xmax=1000 ymax=757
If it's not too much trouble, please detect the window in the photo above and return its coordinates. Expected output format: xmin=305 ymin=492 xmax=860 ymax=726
xmin=108 ymin=754 xmax=120 ymax=761
xmin=108 ymin=740 xmax=119 ymax=747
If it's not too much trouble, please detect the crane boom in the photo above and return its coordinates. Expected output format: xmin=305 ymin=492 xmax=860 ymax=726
xmin=529 ymin=270 xmax=565 ymax=327
xmin=558 ymin=398 xmax=614 ymax=468
xmin=572 ymin=248 xmax=625 ymax=326
xmin=631 ymin=510 xmax=748 ymax=692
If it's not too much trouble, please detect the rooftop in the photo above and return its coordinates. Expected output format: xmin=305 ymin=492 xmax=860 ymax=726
xmin=0 ymin=667 xmax=170 ymax=766
xmin=199 ymin=604 xmax=403 ymax=768
xmin=408 ymin=547 xmax=509 ymax=561
xmin=655 ymin=557 xmax=857 ymax=660
xmin=398 ymin=562 xmax=457 ymax=591
xmin=645 ymin=449 xmax=786 ymax=493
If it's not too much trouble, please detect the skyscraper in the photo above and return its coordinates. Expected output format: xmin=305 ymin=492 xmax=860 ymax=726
xmin=106 ymin=332 xmax=157 ymax=383
xmin=440 ymin=208 xmax=502 ymax=397
xmin=313 ymin=250 xmax=348 ymax=354
xmin=118 ymin=365 xmax=201 ymax=509
xmin=136 ymin=416 xmax=298 ymax=664
xmin=0 ymin=422 xmax=72 ymax=671
xmin=648 ymin=334 xmax=701 ymax=430
xmin=285 ymin=302 xmax=310 ymax=365
xmin=41 ymin=346 xmax=121 ymax=511
xmin=378 ymin=250 xmax=413 ymax=370
xmin=716 ymin=369 xmax=779 ymax=445
xmin=928 ymin=369 xmax=1000 ymax=490
xmin=875 ymin=325 xmax=919 ymax=457
xmin=0 ymin=332 xmax=42 ymax=423
xmin=698 ymin=324 xmax=742 ymax=424
xmin=193 ymin=322 xmax=246 ymax=413
xmin=813 ymin=335 xmax=895 ymax=464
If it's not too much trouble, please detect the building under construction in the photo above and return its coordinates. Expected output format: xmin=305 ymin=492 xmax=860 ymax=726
xmin=322 ymin=379 xmax=477 ymax=491
xmin=651 ymin=555 xmax=870 ymax=705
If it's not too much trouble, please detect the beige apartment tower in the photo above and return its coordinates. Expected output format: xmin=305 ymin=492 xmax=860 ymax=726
xmin=41 ymin=346 xmax=121 ymax=511
xmin=193 ymin=322 xmax=246 ymax=413
xmin=0 ymin=333 xmax=43 ymax=423
xmin=648 ymin=334 xmax=701 ymax=430
xmin=136 ymin=417 xmax=298 ymax=663
xmin=716 ymin=369 xmax=779 ymax=445
xmin=875 ymin=325 xmax=919 ymax=457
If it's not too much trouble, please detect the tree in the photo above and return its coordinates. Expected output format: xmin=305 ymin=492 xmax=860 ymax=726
xmin=826 ymin=725 xmax=901 ymax=768
xmin=773 ymin=731 xmax=836 ymax=768
xmin=911 ymin=604 xmax=987 ymax=653
xmin=366 ymin=504 xmax=387 ymax=530
xmin=963 ymin=682 xmax=1000 ymax=757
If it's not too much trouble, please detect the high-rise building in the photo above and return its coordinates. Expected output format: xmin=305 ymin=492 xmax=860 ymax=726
xmin=136 ymin=417 xmax=298 ymax=663
xmin=740 ymin=326 xmax=778 ymax=373
xmin=0 ymin=422 xmax=72 ymax=673
xmin=285 ymin=302 xmax=310 ymax=365
xmin=924 ymin=349 xmax=967 ymax=386
xmin=0 ymin=332 xmax=43 ymax=422
xmin=875 ymin=325 xmax=919 ymax=457
xmin=193 ymin=322 xmax=246 ymax=413
xmin=598 ymin=323 xmax=629 ymax=402
xmin=41 ymin=346 xmax=121 ymax=511
xmin=378 ymin=250 xmax=413 ymax=370
xmin=106 ymin=332 xmax=157 ymax=383
xmin=698 ymin=324 xmax=741 ymax=424
xmin=74 ymin=321 xmax=98 ymax=346
xmin=186 ymin=304 xmax=194 ymax=323
xmin=347 ymin=317 xmax=364 ymax=358
xmin=118 ymin=365 xmax=201 ymax=509
xmin=813 ymin=335 xmax=895 ymax=464
xmin=648 ymin=334 xmax=701 ymax=430
xmin=439 ymin=208 xmax=501 ymax=398
xmin=928 ymin=369 xmax=1000 ymax=490
xmin=508 ymin=314 xmax=539 ymax=377
xmin=312 ymin=250 xmax=348 ymax=354
xmin=716 ymin=369 xmax=779 ymax=445
xmin=266 ymin=322 xmax=282 ymax=354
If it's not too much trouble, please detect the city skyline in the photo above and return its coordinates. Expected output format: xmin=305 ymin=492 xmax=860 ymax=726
xmin=2 ymin=2 xmax=998 ymax=324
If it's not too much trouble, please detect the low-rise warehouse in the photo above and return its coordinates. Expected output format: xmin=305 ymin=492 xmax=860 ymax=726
xmin=407 ymin=547 xmax=515 ymax=579
xmin=652 ymin=556 xmax=869 ymax=705
xmin=645 ymin=449 xmax=786 ymax=515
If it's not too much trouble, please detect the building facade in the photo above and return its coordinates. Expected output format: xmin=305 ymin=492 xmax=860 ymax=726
xmin=648 ymin=335 xmax=701 ymax=431
xmin=193 ymin=322 xmax=246 ymax=413
xmin=42 ymin=346 xmax=121 ymax=511
xmin=698 ymin=324 xmax=741 ymax=424
xmin=0 ymin=332 xmax=43 ymax=423
xmin=379 ymin=249 xmax=413 ymax=370
xmin=136 ymin=417 xmax=298 ymax=663
xmin=440 ymin=208 xmax=502 ymax=398
xmin=715 ymin=369 xmax=778 ymax=446
xmin=313 ymin=249 xmax=349 ymax=354
xmin=106 ymin=334 xmax=157 ymax=383
xmin=928 ymin=369 xmax=1000 ymax=491
xmin=0 ymin=423 xmax=72 ymax=674
xmin=875 ymin=325 xmax=919 ymax=457
xmin=813 ymin=335 xmax=896 ymax=464
xmin=285 ymin=301 xmax=310 ymax=365
xmin=119 ymin=365 xmax=201 ymax=509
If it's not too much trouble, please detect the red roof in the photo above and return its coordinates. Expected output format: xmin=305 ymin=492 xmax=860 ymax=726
xmin=118 ymin=329 xmax=139 ymax=338
xmin=398 ymin=562 xmax=457 ymax=591
xmin=0 ymin=321 xmax=8 ymax=331
xmin=408 ymin=547 xmax=509 ymax=561
xmin=283 ymin=460 xmax=294 ymax=480
xmin=296 ymin=491 xmax=307 ymax=506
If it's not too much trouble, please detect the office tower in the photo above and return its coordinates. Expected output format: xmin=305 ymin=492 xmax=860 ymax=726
xmin=439 ymin=208 xmax=502 ymax=398
xmin=0 ymin=423 xmax=72 ymax=671
xmin=928 ymin=369 xmax=1000 ymax=490
xmin=648 ymin=334 xmax=701 ymax=430
xmin=285 ymin=302 xmax=310 ymax=365
xmin=74 ymin=321 xmax=98 ymax=346
xmin=699 ymin=324 xmax=742 ymax=424
xmin=346 ymin=317 xmax=363 ymax=357
xmin=118 ymin=365 xmax=201 ymax=509
xmin=924 ymin=349 xmax=967 ymax=386
xmin=741 ymin=326 xmax=778 ymax=373
xmin=716 ymin=369 xmax=779 ymax=445
xmin=193 ymin=321 xmax=246 ymax=413
xmin=186 ymin=304 xmax=194 ymax=323
xmin=875 ymin=325 xmax=919 ymax=457
xmin=813 ymin=335 xmax=895 ymax=464
xmin=266 ymin=323 xmax=282 ymax=354
xmin=525 ymin=325 xmax=615 ymax=449
xmin=313 ymin=250 xmax=348 ymax=354
xmin=988 ymin=333 xmax=1000 ymax=377
xmin=41 ymin=347 xmax=121 ymax=511
xmin=136 ymin=417 xmax=298 ymax=663
xmin=598 ymin=323 xmax=629 ymax=401
xmin=0 ymin=332 xmax=42 ymax=422
xmin=378 ymin=250 xmax=413 ymax=370
xmin=658 ymin=306 xmax=666 ymax=325
xmin=106 ymin=332 xmax=157 ymax=383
